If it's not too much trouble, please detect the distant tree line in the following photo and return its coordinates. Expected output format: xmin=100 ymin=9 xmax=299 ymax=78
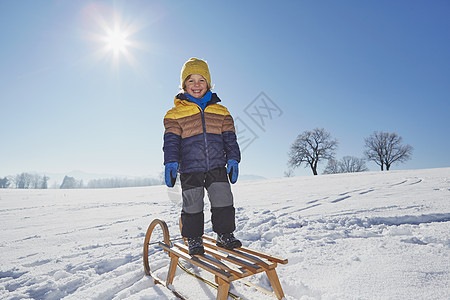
xmin=0 ymin=173 xmax=49 ymax=189
xmin=86 ymin=177 xmax=161 ymax=189
xmin=287 ymin=128 xmax=413 ymax=176
xmin=60 ymin=176 xmax=163 ymax=189
xmin=0 ymin=174 xmax=164 ymax=189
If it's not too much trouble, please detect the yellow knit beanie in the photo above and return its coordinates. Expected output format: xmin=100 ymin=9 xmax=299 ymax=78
xmin=180 ymin=58 xmax=211 ymax=89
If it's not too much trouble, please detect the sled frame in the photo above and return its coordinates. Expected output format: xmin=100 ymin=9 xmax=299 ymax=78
xmin=143 ymin=219 xmax=288 ymax=300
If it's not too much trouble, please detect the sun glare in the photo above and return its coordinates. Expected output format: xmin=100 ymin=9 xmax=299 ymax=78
xmin=105 ymin=28 xmax=128 ymax=53
xmin=82 ymin=3 xmax=148 ymax=71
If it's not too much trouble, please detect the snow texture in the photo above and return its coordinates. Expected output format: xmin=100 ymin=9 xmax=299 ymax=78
xmin=1 ymin=168 xmax=449 ymax=299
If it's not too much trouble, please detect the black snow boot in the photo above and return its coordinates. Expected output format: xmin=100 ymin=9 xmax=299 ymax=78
xmin=216 ymin=233 xmax=242 ymax=250
xmin=187 ymin=237 xmax=204 ymax=255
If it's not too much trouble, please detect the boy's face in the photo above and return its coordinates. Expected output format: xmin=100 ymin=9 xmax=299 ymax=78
xmin=184 ymin=74 xmax=208 ymax=99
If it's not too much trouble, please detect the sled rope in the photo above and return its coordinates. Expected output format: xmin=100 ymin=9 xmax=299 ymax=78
xmin=147 ymin=237 xmax=184 ymax=246
xmin=177 ymin=260 xmax=243 ymax=300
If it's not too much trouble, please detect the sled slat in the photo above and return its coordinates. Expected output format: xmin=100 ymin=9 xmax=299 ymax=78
xmin=158 ymin=242 xmax=233 ymax=282
xmin=205 ymin=246 xmax=262 ymax=274
xmin=203 ymin=235 xmax=287 ymax=264
xmin=203 ymin=239 xmax=276 ymax=270
xmin=235 ymin=246 xmax=288 ymax=264
xmin=174 ymin=242 xmax=248 ymax=277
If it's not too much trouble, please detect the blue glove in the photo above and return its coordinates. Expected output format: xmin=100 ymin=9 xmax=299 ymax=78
xmin=165 ymin=162 xmax=178 ymax=187
xmin=227 ymin=159 xmax=239 ymax=184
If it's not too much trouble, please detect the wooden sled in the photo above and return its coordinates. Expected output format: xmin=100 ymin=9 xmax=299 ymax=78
xmin=143 ymin=218 xmax=288 ymax=300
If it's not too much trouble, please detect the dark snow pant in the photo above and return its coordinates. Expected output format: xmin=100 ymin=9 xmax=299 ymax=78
xmin=180 ymin=167 xmax=236 ymax=238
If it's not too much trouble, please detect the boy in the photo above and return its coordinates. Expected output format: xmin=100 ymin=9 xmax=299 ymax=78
xmin=163 ymin=58 xmax=241 ymax=255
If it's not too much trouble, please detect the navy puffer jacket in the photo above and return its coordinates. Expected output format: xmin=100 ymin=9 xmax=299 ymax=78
xmin=163 ymin=93 xmax=240 ymax=174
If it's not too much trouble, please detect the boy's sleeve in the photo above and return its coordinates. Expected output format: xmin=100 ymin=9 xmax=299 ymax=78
xmin=163 ymin=111 xmax=181 ymax=164
xmin=222 ymin=113 xmax=241 ymax=163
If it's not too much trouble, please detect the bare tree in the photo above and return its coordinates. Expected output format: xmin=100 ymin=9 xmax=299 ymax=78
xmin=288 ymin=128 xmax=338 ymax=175
xmin=41 ymin=175 xmax=49 ymax=189
xmin=340 ymin=156 xmax=368 ymax=173
xmin=60 ymin=176 xmax=77 ymax=189
xmin=324 ymin=156 xmax=368 ymax=174
xmin=15 ymin=173 xmax=33 ymax=189
xmin=31 ymin=174 xmax=42 ymax=189
xmin=364 ymin=131 xmax=413 ymax=171
xmin=323 ymin=159 xmax=339 ymax=174
xmin=284 ymin=169 xmax=294 ymax=177
xmin=0 ymin=177 xmax=10 ymax=188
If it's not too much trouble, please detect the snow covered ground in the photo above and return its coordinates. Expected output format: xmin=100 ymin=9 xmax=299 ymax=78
xmin=1 ymin=167 xmax=449 ymax=300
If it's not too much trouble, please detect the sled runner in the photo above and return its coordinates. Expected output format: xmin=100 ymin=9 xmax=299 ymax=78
xmin=143 ymin=218 xmax=288 ymax=300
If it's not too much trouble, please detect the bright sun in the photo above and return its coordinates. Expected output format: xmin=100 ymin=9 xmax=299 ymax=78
xmin=105 ymin=28 xmax=128 ymax=53
xmin=82 ymin=3 xmax=147 ymax=70
xmin=94 ymin=20 xmax=142 ymax=70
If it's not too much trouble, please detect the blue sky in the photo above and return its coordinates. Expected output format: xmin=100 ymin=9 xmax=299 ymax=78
xmin=1 ymin=0 xmax=449 ymax=181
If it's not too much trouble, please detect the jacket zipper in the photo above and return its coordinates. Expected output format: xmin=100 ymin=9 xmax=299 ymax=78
xmin=199 ymin=107 xmax=210 ymax=171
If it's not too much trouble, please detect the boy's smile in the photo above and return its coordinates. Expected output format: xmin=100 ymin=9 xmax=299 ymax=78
xmin=185 ymin=74 xmax=208 ymax=99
